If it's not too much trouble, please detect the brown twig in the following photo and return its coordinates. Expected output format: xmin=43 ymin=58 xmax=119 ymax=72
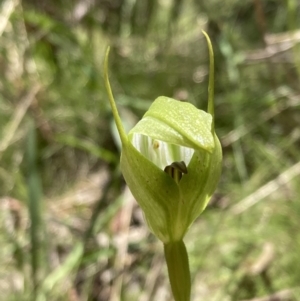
xmin=231 ymin=161 xmax=300 ymax=214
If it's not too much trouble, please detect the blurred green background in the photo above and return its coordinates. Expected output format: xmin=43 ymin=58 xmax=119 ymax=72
xmin=1 ymin=0 xmax=300 ymax=300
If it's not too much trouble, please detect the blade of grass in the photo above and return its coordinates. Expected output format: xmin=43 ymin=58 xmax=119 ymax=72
xmin=287 ymin=0 xmax=300 ymax=78
xmin=231 ymin=161 xmax=300 ymax=215
xmin=0 ymin=85 xmax=40 ymax=159
xmin=26 ymin=119 xmax=45 ymax=300
xmin=55 ymin=133 xmax=117 ymax=164
xmin=40 ymin=243 xmax=84 ymax=295
xmin=0 ymin=0 xmax=18 ymax=36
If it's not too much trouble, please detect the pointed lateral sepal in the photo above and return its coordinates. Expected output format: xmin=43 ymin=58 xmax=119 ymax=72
xmin=104 ymin=47 xmax=127 ymax=145
xmin=178 ymin=134 xmax=222 ymax=232
xmin=121 ymin=141 xmax=183 ymax=242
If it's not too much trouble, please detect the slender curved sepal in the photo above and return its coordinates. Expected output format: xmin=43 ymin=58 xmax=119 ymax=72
xmin=104 ymin=47 xmax=127 ymax=145
xmin=202 ymin=30 xmax=215 ymax=127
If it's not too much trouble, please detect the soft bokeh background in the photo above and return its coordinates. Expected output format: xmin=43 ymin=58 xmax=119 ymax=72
xmin=1 ymin=0 xmax=300 ymax=300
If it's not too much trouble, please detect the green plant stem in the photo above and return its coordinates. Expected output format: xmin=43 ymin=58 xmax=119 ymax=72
xmin=164 ymin=240 xmax=191 ymax=301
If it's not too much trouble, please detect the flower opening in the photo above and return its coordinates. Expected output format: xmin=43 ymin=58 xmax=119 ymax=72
xmin=131 ymin=133 xmax=194 ymax=174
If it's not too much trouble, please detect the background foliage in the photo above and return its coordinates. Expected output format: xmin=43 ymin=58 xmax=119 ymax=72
xmin=1 ymin=0 xmax=300 ymax=300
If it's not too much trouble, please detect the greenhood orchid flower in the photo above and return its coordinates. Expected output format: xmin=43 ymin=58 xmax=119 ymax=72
xmin=104 ymin=32 xmax=222 ymax=301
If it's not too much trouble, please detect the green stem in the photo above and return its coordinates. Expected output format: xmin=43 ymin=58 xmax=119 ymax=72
xmin=164 ymin=240 xmax=191 ymax=301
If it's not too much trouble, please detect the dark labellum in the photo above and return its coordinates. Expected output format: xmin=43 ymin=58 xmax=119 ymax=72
xmin=164 ymin=161 xmax=188 ymax=183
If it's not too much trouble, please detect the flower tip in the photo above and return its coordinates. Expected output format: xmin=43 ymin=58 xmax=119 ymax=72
xmin=104 ymin=47 xmax=110 ymax=75
xmin=201 ymin=30 xmax=215 ymax=124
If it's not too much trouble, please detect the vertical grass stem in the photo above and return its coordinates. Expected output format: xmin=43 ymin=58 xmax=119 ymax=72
xmin=27 ymin=120 xmax=45 ymax=299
